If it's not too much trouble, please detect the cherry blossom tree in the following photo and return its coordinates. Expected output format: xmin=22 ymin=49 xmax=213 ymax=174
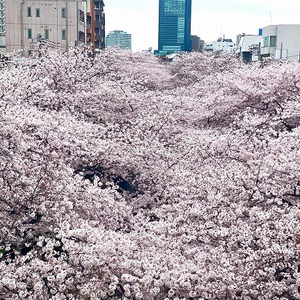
xmin=0 ymin=47 xmax=299 ymax=299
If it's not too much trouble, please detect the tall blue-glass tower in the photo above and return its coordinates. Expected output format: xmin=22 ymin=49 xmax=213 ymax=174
xmin=157 ymin=0 xmax=192 ymax=55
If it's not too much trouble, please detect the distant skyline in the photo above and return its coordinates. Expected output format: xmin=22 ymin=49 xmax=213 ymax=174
xmin=105 ymin=0 xmax=300 ymax=51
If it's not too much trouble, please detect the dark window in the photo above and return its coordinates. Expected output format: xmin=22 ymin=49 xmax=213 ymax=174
xmin=27 ymin=7 xmax=31 ymax=17
xmin=79 ymin=31 xmax=85 ymax=43
xmin=36 ymin=8 xmax=40 ymax=17
xmin=270 ymin=36 xmax=277 ymax=47
xmin=62 ymin=8 xmax=66 ymax=18
xmin=62 ymin=30 xmax=66 ymax=40
xmin=263 ymin=36 xmax=269 ymax=47
xmin=44 ymin=29 xmax=49 ymax=39
xmin=86 ymin=15 xmax=91 ymax=28
xmin=28 ymin=28 xmax=32 ymax=39
xmin=79 ymin=10 xmax=84 ymax=22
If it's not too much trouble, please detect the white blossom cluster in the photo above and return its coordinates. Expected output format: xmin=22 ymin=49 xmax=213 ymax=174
xmin=0 ymin=47 xmax=299 ymax=299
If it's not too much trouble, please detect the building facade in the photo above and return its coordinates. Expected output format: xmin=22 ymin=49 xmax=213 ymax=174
xmin=93 ymin=0 xmax=105 ymax=52
xmin=260 ymin=24 xmax=300 ymax=60
xmin=203 ymin=37 xmax=235 ymax=53
xmin=106 ymin=30 xmax=131 ymax=50
xmin=86 ymin=0 xmax=105 ymax=53
xmin=156 ymin=0 xmax=192 ymax=55
xmin=236 ymin=33 xmax=262 ymax=62
xmin=191 ymin=35 xmax=204 ymax=52
xmin=5 ymin=0 xmax=86 ymax=57
xmin=0 ymin=0 xmax=5 ymax=53
xmin=86 ymin=0 xmax=95 ymax=52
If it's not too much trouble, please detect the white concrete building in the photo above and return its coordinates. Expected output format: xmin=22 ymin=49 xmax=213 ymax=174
xmin=260 ymin=24 xmax=300 ymax=60
xmin=204 ymin=37 xmax=235 ymax=53
xmin=236 ymin=34 xmax=263 ymax=62
xmin=5 ymin=0 xmax=86 ymax=57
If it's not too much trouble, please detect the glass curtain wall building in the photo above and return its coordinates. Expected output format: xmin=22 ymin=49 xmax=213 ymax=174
xmin=157 ymin=0 xmax=192 ymax=55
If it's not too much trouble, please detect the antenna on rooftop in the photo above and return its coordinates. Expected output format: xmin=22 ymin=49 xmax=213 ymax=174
xmin=269 ymin=11 xmax=273 ymax=24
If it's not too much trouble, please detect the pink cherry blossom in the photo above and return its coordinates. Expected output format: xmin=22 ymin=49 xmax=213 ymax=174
xmin=0 ymin=46 xmax=299 ymax=299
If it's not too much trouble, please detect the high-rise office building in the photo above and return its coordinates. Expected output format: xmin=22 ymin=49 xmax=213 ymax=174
xmin=156 ymin=0 xmax=192 ymax=55
xmin=106 ymin=30 xmax=131 ymax=50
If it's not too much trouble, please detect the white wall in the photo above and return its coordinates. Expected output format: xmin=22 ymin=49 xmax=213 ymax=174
xmin=276 ymin=25 xmax=300 ymax=60
xmin=261 ymin=24 xmax=300 ymax=60
xmin=237 ymin=35 xmax=262 ymax=52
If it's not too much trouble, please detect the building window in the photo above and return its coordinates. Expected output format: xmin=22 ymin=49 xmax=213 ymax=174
xmin=28 ymin=28 xmax=32 ymax=39
xmin=163 ymin=45 xmax=181 ymax=51
xmin=36 ymin=8 xmax=40 ymax=18
xmin=263 ymin=36 xmax=269 ymax=47
xmin=79 ymin=10 xmax=84 ymax=22
xmin=62 ymin=30 xmax=66 ymax=40
xmin=86 ymin=15 xmax=91 ymax=28
xmin=62 ymin=8 xmax=66 ymax=18
xmin=27 ymin=7 xmax=32 ymax=17
xmin=94 ymin=2 xmax=101 ymax=9
xmin=44 ymin=29 xmax=49 ymax=39
xmin=270 ymin=36 xmax=277 ymax=47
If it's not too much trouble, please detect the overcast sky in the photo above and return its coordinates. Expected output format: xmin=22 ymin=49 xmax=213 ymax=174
xmin=105 ymin=0 xmax=300 ymax=51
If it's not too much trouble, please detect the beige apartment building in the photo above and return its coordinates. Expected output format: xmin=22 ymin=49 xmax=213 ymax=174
xmin=5 ymin=0 xmax=86 ymax=57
